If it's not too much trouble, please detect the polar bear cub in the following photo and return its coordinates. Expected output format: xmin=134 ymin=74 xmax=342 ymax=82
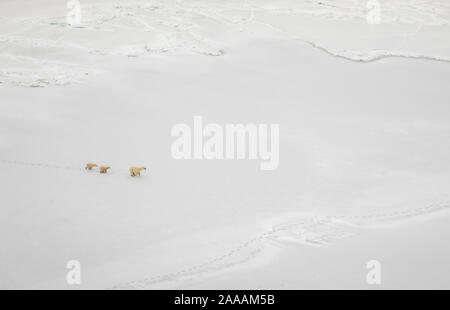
xmin=85 ymin=163 xmax=98 ymax=170
xmin=99 ymin=166 xmax=111 ymax=173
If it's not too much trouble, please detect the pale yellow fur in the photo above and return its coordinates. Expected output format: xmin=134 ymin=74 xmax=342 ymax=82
xmin=130 ymin=166 xmax=146 ymax=177
xmin=85 ymin=163 xmax=98 ymax=170
xmin=99 ymin=166 xmax=111 ymax=173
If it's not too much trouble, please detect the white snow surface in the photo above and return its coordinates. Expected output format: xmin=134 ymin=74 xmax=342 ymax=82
xmin=0 ymin=0 xmax=450 ymax=289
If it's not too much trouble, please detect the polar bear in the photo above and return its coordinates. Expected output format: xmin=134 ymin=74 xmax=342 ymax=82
xmin=99 ymin=166 xmax=111 ymax=173
xmin=129 ymin=167 xmax=146 ymax=177
xmin=85 ymin=163 xmax=98 ymax=170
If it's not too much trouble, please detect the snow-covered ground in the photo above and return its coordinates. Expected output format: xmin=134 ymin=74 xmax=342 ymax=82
xmin=0 ymin=0 xmax=449 ymax=289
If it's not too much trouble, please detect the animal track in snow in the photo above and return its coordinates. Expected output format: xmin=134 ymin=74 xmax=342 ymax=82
xmin=109 ymin=199 xmax=450 ymax=289
xmin=1 ymin=157 xmax=448 ymax=289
